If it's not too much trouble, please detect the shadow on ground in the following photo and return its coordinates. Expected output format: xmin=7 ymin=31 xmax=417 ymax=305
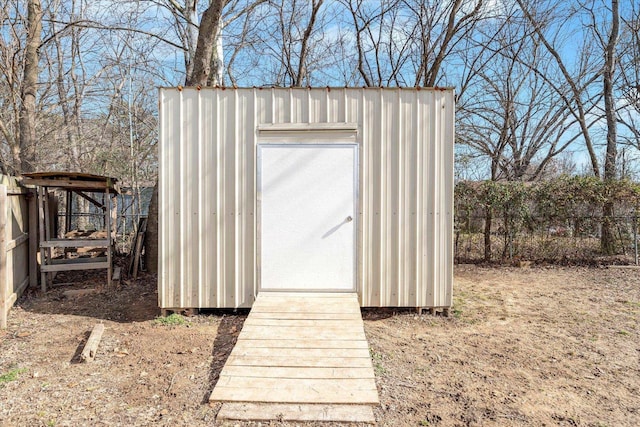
xmin=202 ymin=312 xmax=247 ymax=404
xmin=17 ymin=267 xmax=159 ymax=323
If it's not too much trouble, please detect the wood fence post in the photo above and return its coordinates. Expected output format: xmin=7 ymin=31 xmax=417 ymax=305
xmin=28 ymin=189 xmax=38 ymax=288
xmin=0 ymin=185 xmax=7 ymax=328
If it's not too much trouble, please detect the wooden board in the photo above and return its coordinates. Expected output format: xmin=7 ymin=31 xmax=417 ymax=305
xmin=40 ymin=238 xmax=109 ymax=248
xmin=238 ymin=327 xmax=366 ymax=341
xmin=217 ymin=403 xmax=375 ymax=423
xmin=235 ymin=338 xmax=369 ymax=349
xmin=219 ymin=366 xmax=375 ymax=379
xmin=243 ymin=317 xmax=364 ymax=327
xmin=224 ymin=355 xmax=374 ymax=368
xmin=41 ymin=261 xmax=109 ymax=272
xmin=248 ymin=311 xmax=362 ymax=320
xmin=210 ymin=385 xmax=379 ymax=404
xmin=229 ymin=347 xmax=371 ymax=359
xmin=258 ymin=292 xmax=356 ymax=298
xmin=210 ymin=291 xmax=379 ymax=415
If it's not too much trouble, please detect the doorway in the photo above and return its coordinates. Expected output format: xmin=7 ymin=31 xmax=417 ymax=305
xmin=258 ymin=144 xmax=358 ymax=291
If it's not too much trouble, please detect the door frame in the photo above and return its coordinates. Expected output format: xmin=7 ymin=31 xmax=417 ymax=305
xmin=256 ymin=141 xmax=359 ymax=293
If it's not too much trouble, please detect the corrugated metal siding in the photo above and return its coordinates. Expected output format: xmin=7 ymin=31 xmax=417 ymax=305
xmin=159 ymin=87 xmax=454 ymax=309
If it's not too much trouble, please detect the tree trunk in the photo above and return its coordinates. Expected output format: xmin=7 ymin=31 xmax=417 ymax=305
xmin=185 ymin=3 xmax=199 ymax=79
xmin=18 ymin=0 xmax=42 ymax=173
xmin=145 ymin=181 xmax=159 ymax=273
xmin=484 ymin=208 xmax=492 ymax=262
xmin=206 ymin=16 xmax=225 ymax=86
xmin=186 ymin=0 xmax=226 ymax=86
xmin=601 ymin=0 xmax=620 ymax=255
xmin=294 ymin=0 xmax=324 ymax=87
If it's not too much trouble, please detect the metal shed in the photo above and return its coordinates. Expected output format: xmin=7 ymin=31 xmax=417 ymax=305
xmin=158 ymin=87 xmax=454 ymax=311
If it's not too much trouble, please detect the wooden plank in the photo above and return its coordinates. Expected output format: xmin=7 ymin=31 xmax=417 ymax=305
xmin=112 ymin=266 xmax=121 ymax=282
xmin=236 ymin=338 xmax=369 ymax=349
xmin=105 ymin=191 xmax=112 ymax=287
xmin=73 ymin=190 xmax=104 ymax=209
xmin=132 ymin=231 xmax=144 ymax=279
xmin=38 ymin=187 xmax=47 ymax=291
xmin=0 ymin=185 xmax=7 ymax=329
xmin=217 ymin=403 xmax=375 ymax=423
xmin=240 ymin=323 xmax=364 ymax=333
xmin=216 ymin=376 xmax=376 ymax=391
xmin=6 ymin=233 xmax=28 ymax=251
xmin=250 ymin=306 xmax=361 ymax=315
xmin=248 ymin=311 xmax=362 ymax=320
xmin=41 ymin=261 xmax=109 ymax=272
xmin=28 ymin=190 xmax=38 ymax=289
xmin=65 ymin=190 xmax=72 ymax=233
xmin=243 ymin=318 xmax=363 ymax=327
xmin=50 ymin=257 xmax=108 ymax=265
xmin=254 ymin=297 xmax=358 ymax=306
xmin=258 ymin=292 xmax=357 ymax=298
xmin=249 ymin=301 xmax=359 ymax=312
xmin=239 ymin=326 xmax=366 ymax=341
xmin=21 ymin=178 xmax=113 ymax=191
xmin=40 ymin=238 xmax=109 ymax=248
xmin=219 ymin=366 xmax=375 ymax=379
xmin=6 ymin=276 xmax=30 ymax=308
xmin=225 ymin=355 xmax=373 ymax=368
xmin=229 ymin=347 xmax=371 ymax=359
xmin=210 ymin=384 xmax=379 ymax=404
xmin=81 ymin=323 xmax=105 ymax=361
xmin=43 ymin=188 xmax=53 ymax=288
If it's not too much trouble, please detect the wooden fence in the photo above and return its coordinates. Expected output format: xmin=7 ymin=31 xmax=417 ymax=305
xmin=0 ymin=177 xmax=37 ymax=328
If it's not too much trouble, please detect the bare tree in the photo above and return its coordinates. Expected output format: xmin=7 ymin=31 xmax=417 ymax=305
xmin=601 ymin=0 xmax=620 ymax=254
xmin=617 ymin=2 xmax=640 ymax=148
xmin=18 ymin=0 xmax=42 ymax=173
xmin=185 ymin=0 xmax=226 ymax=86
xmin=342 ymin=0 xmax=485 ymax=87
xmin=516 ymin=0 xmax=622 ymax=254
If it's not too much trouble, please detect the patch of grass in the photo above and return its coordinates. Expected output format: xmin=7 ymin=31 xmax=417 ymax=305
xmin=370 ymin=349 xmax=387 ymax=376
xmin=452 ymin=293 xmax=466 ymax=318
xmin=154 ymin=313 xmax=187 ymax=326
xmin=0 ymin=367 xmax=26 ymax=386
xmin=617 ymin=330 xmax=630 ymax=336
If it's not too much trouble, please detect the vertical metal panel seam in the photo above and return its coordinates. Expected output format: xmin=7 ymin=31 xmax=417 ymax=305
xmin=235 ymin=90 xmax=241 ymax=307
xmin=216 ymin=90 xmax=223 ymax=307
xmin=378 ymin=89 xmax=386 ymax=305
xmin=178 ymin=90 xmax=184 ymax=308
xmin=433 ymin=91 xmax=441 ymax=306
xmin=398 ymin=90 xmax=405 ymax=306
xmin=357 ymin=88 xmax=366 ymax=304
xmin=414 ymin=91 xmax=422 ymax=307
xmin=325 ymin=89 xmax=329 ymax=122
xmin=198 ymin=91 xmax=203 ymax=307
xmin=430 ymin=90 xmax=438 ymax=306
xmin=157 ymin=89 xmax=164 ymax=308
xmin=360 ymin=89 xmax=369 ymax=305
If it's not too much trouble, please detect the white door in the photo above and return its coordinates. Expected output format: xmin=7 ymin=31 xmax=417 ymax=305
xmin=258 ymin=144 xmax=357 ymax=291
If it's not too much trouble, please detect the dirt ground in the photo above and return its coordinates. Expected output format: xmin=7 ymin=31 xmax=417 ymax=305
xmin=1 ymin=265 xmax=638 ymax=426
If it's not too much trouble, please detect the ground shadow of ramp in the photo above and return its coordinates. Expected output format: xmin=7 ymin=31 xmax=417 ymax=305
xmin=209 ymin=292 xmax=378 ymax=424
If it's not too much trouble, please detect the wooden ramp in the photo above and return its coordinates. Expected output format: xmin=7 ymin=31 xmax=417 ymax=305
xmin=210 ymin=292 xmax=378 ymax=423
